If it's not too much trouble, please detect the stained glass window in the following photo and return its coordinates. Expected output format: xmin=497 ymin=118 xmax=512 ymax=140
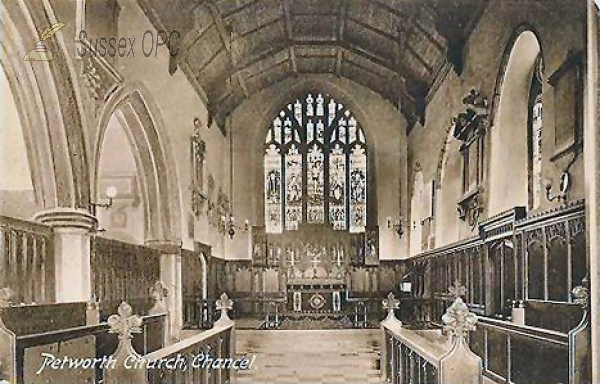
xmin=264 ymin=93 xmax=368 ymax=233
xmin=529 ymin=57 xmax=543 ymax=209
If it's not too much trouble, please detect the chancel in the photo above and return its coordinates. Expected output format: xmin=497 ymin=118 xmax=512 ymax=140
xmin=0 ymin=0 xmax=599 ymax=384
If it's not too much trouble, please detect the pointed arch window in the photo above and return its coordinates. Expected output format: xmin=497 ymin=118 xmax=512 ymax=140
xmin=528 ymin=56 xmax=543 ymax=209
xmin=264 ymin=93 xmax=368 ymax=234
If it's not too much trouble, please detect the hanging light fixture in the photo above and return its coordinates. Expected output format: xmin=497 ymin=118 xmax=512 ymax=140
xmin=227 ymin=108 xmax=237 ymax=239
xmin=227 ymin=22 xmax=236 ymax=240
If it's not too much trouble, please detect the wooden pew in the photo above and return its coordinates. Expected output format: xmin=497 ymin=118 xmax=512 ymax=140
xmin=104 ymin=293 xmax=236 ymax=384
xmin=380 ymin=290 xmax=483 ymax=384
xmin=469 ymin=282 xmax=591 ymax=384
xmin=0 ymin=283 xmax=169 ymax=384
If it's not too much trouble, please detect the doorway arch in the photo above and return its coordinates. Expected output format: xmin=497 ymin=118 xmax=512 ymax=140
xmin=93 ymin=84 xmax=182 ymax=243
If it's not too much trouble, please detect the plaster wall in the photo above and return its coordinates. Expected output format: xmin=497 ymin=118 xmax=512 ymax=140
xmin=407 ymin=1 xmax=586 ymax=248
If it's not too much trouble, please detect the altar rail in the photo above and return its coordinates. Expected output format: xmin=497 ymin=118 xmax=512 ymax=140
xmin=91 ymin=237 xmax=161 ymax=318
xmin=0 ymin=215 xmax=54 ymax=303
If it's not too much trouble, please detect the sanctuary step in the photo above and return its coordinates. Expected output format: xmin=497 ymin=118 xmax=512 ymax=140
xmin=233 ymin=329 xmax=383 ymax=384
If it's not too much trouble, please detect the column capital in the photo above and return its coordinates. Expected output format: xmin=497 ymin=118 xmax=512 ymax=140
xmin=33 ymin=208 xmax=97 ymax=231
xmin=145 ymin=239 xmax=182 ymax=254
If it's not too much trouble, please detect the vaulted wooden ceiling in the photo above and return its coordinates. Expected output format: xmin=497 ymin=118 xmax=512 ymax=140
xmin=137 ymin=0 xmax=488 ymax=131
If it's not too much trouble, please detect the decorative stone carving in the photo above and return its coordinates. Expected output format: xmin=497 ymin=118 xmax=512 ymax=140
xmin=149 ymin=281 xmax=169 ymax=315
xmin=442 ymin=281 xmax=477 ymax=338
xmin=381 ymin=292 xmax=400 ymax=324
xmin=214 ymin=293 xmax=234 ymax=327
xmin=572 ymin=281 xmax=588 ymax=309
xmin=191 ymin=127 xmax=207 ymax=217
xmin=104 ymin=302 xmax=145 ymax=384
xmin=108 ymin=302 xmax=143 ymax=340
xmin=452 ymin=89 xmax=489 ymax=229
xmin=79 ymin=50 xmax=123 ymax=117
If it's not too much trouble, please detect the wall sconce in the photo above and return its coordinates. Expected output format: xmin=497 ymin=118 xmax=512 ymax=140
xmin=221 ymin=215 xmax=250 ymax=239
xmin=91 ymin=186 xmax=117 ymax=211
xmin=544 ymin=172 xmax=570 ymax=203
xmin=387 ymin=216 xmax=404 ymax=239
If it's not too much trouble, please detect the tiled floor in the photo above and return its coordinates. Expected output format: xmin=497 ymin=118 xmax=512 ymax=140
xmin=232 ymin=329 xmax=384 ymax=384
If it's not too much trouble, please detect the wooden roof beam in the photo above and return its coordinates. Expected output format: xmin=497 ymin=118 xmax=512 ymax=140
xmin=206 ymin=2 xmax=249 ymax=98
xmin=335 ymin=0 xmax=348 ymax=76
xmin=282 ymin=0 xmax=298 ymax=74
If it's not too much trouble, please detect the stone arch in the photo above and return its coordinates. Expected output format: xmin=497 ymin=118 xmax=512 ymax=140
xmin=488 ymin=26 xmax=543 ymax=215
xmin=0 ymin=0 xmax=90 ymax=210
xmin=93 ymin=83 xmax=182 ymax=243
xmin=236 ymin=76 xmax=408 ymax=224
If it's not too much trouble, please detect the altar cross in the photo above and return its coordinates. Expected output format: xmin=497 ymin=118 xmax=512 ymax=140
xmin=287 ymin=248 xmax=298 ymax=267
xmin=310 ymin=254 xmax=321 ymax=269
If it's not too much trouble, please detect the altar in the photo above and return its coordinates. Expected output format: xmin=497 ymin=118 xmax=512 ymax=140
xmin=287 ymin=279 xmax=345 ymax=315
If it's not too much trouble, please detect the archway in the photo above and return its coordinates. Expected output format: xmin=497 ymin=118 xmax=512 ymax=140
xmin=488 ymin=29 xmax=542 ymax=215
xmin=230 ymin=76 xmax=408 ymax=260
xmin=94 ymin=85 xmax=182 ymax=243
xmin=0 ymin=64 xmax=38 ymax=218
xmin=95 ymin=112 xmax=145 ymax=243
xmin=0 ymin=0 xmax=90 ymax=210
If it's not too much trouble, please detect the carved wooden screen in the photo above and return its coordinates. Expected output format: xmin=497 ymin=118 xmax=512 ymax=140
xmin=518 ymin=209 xmax=586 ymax=303
xmin=264 ymin=93 xmax=368 ymax=234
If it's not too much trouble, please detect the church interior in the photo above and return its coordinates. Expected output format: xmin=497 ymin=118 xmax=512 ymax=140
xmin=0 ymin=0 xmax=599 ymax=383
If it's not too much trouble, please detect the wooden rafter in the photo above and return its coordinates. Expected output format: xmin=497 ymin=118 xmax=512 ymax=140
xmin=335 ymin=0 xmax=348 ymax=76
xmin=282 ymin=0 xmax=298 ymax=74
xmin=206 ymin=2 xmax=249 ymax=98
xmin=347 ymin=16 xmax=434 ymax=74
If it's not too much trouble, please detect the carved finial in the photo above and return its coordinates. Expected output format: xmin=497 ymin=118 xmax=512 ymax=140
xmin=214 ymin=293 xmax=234 ymax=327
xmin=442 ymin=296 xmax=477 ymax=338
xmin=572 ymin=278 xmax=589 ymax=309
xmin=216 ymin=293 xmax=233 ymax=312
xmin=107 ymin=302 xmax=143 ymax=340
xmin=382 ymin=292 xmax=400 ymax=312
xmin=382 ymin=292 xmax=401 ymax=325
xmin=149 ymin=281 xmax=169 ymax=315
xmin=448 ymin=280 xmax=467 ymax=299
xmin=150 ymin=281 xmax=169 ymax=301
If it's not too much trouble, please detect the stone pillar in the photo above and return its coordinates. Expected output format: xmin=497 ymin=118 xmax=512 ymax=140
xmin=34 ymin=208 xmax=97 ymax=303
xmin=584 ymin=1 xmax=599 ymax=381
xmin=146 ymin=240 xmax=182 ymax=344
